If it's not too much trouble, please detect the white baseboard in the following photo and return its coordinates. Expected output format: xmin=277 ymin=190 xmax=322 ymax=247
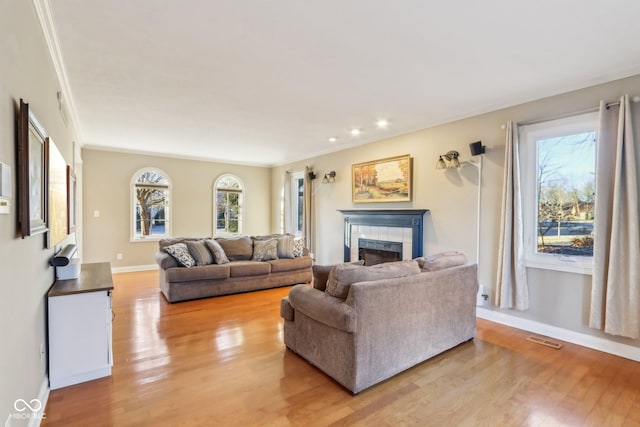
xmin=4 ymin=377 xmax=48 ymax=427
xmin=477 ymin=307 xmax=640 ymax=362
xmin=31 ymin=377 xmax=48 ymax=427
xmin=111 ymin=264 xmax=158 ymax=274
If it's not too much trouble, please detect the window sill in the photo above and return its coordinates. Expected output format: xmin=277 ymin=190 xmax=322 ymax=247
xmin=130 ymin=236 xmax=168 ymax=243
xmin=214 ymin=232 xmax=242 ymax=238
xmin=525 ymin=257 xmax=593 ymax=276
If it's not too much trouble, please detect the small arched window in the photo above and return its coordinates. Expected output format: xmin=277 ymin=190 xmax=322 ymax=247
xmin=131 ymin=168 xmax=171 ymax=240
xmin=214 ymin=174 xmax=243 ymax=236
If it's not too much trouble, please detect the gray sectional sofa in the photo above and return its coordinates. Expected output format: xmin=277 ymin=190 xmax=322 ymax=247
xmin=156 ymin=236 xmax=312 ymax=303
xmin=280 ymin=257 xmax=477 ymax=394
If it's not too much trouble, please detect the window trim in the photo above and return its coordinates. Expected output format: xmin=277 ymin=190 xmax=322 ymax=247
xmin=289 ymin=170 xmax=305 ymax=237
xmin=130 ymin=167 xmax=172 ymax=242
xmin=519 ymin=112 xmax=597 ymax=275
xmin=213 ymin=174 xmax=244 ymax=237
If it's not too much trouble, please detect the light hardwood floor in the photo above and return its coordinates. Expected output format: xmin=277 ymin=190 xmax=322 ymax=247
xmin=42 ymin=270 xmax=640 ymax=426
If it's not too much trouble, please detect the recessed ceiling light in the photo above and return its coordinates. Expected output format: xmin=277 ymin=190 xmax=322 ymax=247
xmin=350 ymin=128 xmax=361 ymax=136
xmin=376 ymin=119 xmax=389 ymax=128
xmin=328 ymin=137 xmax=337 ymax=143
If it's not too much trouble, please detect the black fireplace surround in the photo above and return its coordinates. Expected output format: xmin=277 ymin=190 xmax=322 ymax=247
xmin=339 ymin=209 xmax=429 ymax=263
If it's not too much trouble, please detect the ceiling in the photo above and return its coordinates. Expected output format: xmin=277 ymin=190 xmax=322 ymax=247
xmin=44 ymin=0 xmax=640 ymax=166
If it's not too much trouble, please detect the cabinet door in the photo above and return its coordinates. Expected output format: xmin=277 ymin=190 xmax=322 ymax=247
xmin=49 ymin=291 xmax=112 ymax=389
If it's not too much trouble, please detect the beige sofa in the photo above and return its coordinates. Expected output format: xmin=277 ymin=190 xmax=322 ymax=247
xmin=280 ymin=258 xmax=477 ymax=394
xmin=156 ymin=236 xmax=312 ymax=303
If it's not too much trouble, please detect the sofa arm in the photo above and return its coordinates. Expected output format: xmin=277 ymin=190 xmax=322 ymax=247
xmin=288 ymin=285 xmax=356 ymax=333
xmin=280 ymin=297 xmax=294 ymax=321
xmin=155 ymin=251 xmax=178 ymax=269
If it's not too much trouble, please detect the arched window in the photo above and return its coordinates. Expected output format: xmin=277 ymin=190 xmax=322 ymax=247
xmin=131 ymin=168 xmax=171 ymax=240
xmin=214 ymin=174 xmax=243 ymax=236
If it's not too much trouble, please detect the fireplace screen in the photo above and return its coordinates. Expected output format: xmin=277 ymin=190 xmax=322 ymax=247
xmin=358 ymin=238 xmax=402 ymax=266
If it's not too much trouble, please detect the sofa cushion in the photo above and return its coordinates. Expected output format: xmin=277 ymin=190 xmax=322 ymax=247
xmin=252 ymin=238 xmax=279 ymax=261
xmin=163 ymin=243 xmax=196 ymax=268
xmin=217 ymin=237 xmax=253 ymax=261
xmin=229 ymin=261 xmax=271 ymax=277
xmin=415 ymin=252 xmax=467 ymax=272
xmin=204 ymin=239 xmax=230 ymax=264
xmin=326 ymin=260 xmax=421 ymax=299
xmin=268 ymin=256 xmax=313 ymax=273
xmin=166 ymin=264 xmax=230 ymax=283
xmin=185 ymin=240 xmax=214 ymax=266
xmin=312 ymin=260 xmax=365 ymax=291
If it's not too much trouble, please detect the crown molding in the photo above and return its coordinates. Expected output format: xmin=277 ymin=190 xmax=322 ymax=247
xmin=32 ymin=0 xmax=84 ymax=143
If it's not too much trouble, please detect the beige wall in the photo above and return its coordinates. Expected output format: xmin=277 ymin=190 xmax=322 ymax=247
xmin=2 ymin=3 xmax=638 ymax=422
xmin=82 ymin=149 xmax=271 ymax=268
xmin=0 ymin=0 xmax=81 ymax=424
xmin=272 ymin=74 xmax=640 ymax=351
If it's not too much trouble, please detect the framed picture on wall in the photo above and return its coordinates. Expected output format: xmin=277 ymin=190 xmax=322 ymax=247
xmin=17 ymin=99 xmax=49 ymax=237
xmin=47 ymin=139 xmax=68 ymax=249
xmin=67 ymin=165 xmax=76 ymax=233
xmin=352 ymin=154 xmax=412 ymax=203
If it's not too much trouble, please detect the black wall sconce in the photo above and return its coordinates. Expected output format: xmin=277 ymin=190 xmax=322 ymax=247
xmin=436 ymin=150 xmax=460 ymax=169
xmin=322 ymin=171 xmax=336 ymax=183
xmin=308 ymin=171 xmax=317 ymax=180
xmin=469 ymin=141 xmax=486 ymax=156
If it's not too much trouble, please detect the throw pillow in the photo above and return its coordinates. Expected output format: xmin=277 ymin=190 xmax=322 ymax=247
xmin=416 ymin=251 xmax=467 ymax=272
xmin=326 ymin=260 xmax=421 ymax=299
xmin=276 ymin=234 xmax=295 ymax=258
xmin=253 ymin=234 xmax=295 ymax=258
xmin=185 ymin=240 xmax=214 ymax=266
xmin=204 ymin=239 xmax=230 ymax=264
xmin=252 ymin=238 xmax=279 ymax=261
xmin=312 ymin=260 xmax=365 ymax=292
xmin=163 ymin=243 xmax=196 ymax=268
xmin=293 ymin=237 xmax=305 ymax=257
xmin=217 ymin=236 xmax=253 ymax=261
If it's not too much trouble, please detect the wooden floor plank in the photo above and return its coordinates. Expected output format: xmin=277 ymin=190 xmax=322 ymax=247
xmin=41 ymin=270 xmax=640 ymax=426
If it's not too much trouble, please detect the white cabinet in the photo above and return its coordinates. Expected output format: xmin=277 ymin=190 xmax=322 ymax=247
xmin=48 ymin=262 xmax=113 ymax=390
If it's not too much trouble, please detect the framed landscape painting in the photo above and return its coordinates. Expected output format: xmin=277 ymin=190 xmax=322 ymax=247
xmin=47 ymin=139 xmax=68 ymax=248
xmin=67 ymin=165 xmax=76 ymax=233
xmin=352 ymin=154 xmax=412 ymax=203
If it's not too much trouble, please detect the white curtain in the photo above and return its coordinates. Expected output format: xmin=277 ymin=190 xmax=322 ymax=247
xmin=495 ymin=121 xmax=529 ymax=310
xmin=283 ymin=170 xmax=292 ymax=234
xmin=590 ymin=95 xmax=640 ymax=339
xmin=304 ymin=166 xmax=313 ymax=254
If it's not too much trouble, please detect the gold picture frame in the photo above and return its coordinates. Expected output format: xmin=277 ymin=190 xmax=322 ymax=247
xmin=352 ymin=154 xmax=412 ymax=203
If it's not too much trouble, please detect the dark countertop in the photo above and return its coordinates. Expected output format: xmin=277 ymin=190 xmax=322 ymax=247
xmin=48 ymin=262 xmax=113 ymax=297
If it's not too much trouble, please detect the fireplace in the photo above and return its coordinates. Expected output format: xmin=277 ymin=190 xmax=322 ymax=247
xmin=339 ymin=209 xmax=428 ymax=263
xmin=358 ymin=238 xmax=403 ymax=265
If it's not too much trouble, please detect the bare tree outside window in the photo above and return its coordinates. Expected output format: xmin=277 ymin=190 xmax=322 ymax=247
xmin=215 ymin=175 xmax=243 ymax=235
xmin=536 ymin=132 xmax=595 ymax=256
xmin=133 ymin=170 xmax=170 ymax=239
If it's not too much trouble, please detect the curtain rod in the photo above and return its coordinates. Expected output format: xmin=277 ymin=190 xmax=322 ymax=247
xmin=513 ymin=96 xmax=638 ymax=128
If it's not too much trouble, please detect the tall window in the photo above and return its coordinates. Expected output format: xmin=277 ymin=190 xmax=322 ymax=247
xmin=521 ymin=112 xmax=597 ymax=273
xmin=291 ymin=171 xmax=305 ymax=236
xmin=131 ymin=168 xmax=171 ymax=240
xmin=214 ymin=175 xmax=243 ymax=236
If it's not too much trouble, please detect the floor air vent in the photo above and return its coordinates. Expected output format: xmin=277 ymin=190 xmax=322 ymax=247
xmin=526 ymin=336 xmax=563 ymax=349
